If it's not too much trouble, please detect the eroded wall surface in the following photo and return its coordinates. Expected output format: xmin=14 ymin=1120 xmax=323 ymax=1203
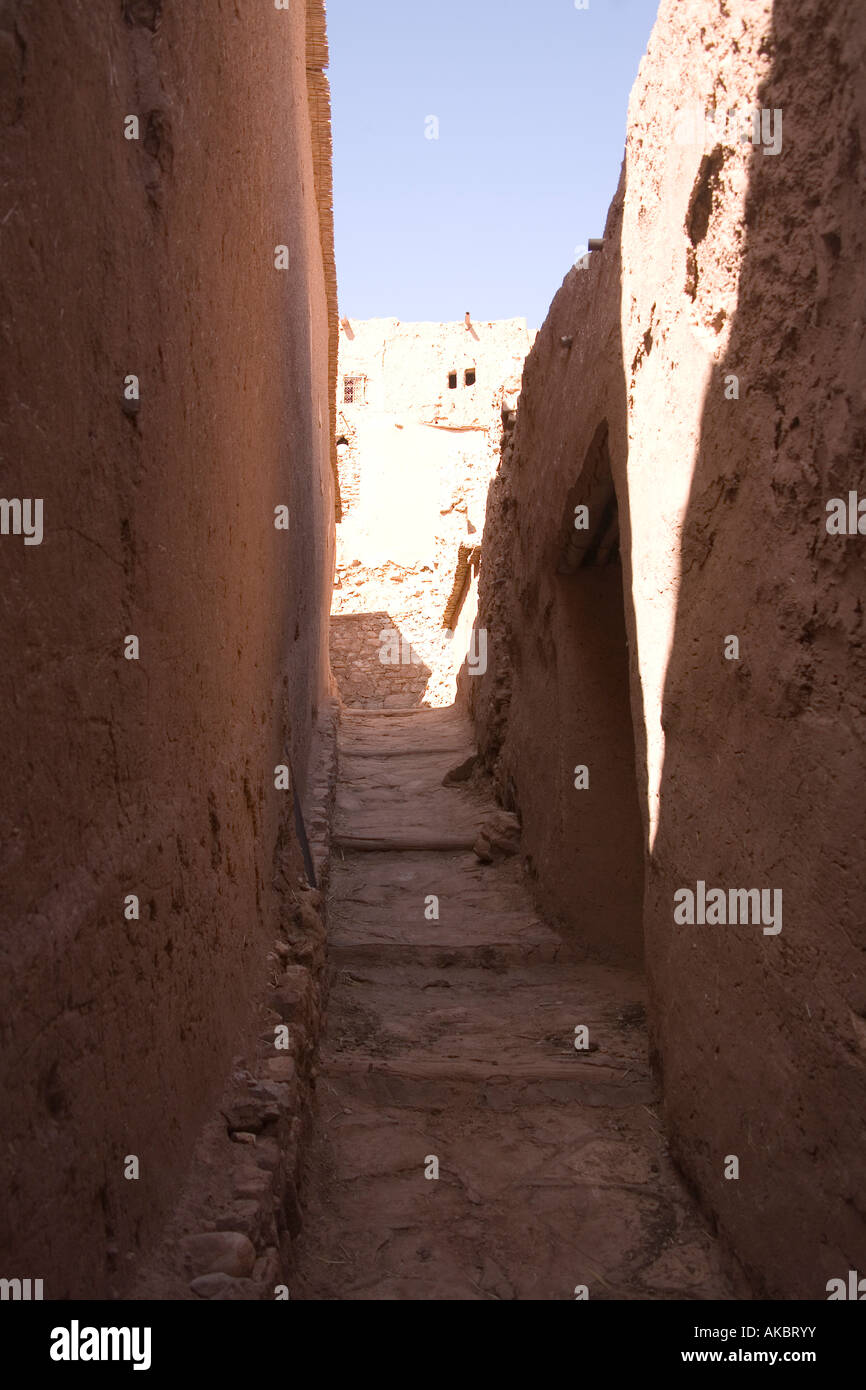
xmin=465 ymin=0 xmax=866 ymax=1294
xmin=0 ymin=0 xmax=335 ymax=1297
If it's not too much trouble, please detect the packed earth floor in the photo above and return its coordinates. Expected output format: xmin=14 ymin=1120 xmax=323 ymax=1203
xmin=292 ymin=706 xmax=734 ymax=1300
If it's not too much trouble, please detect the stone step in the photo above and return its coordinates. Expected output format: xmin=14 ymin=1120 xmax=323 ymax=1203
xmin=336 ymin=760 xmax=472 ymax=793
xmin=293 ymin=1106 xmax=720 ymax=1301
xmin=333 ymin=834 xmax=478 ymax=853
xmin=318 ymin=961 xmax=649 ymax=1079
xmin=328 ymin=849 xmax=563 ymax=962
xmin=329 ymin=938 xmax=570 ymax=969
xmin=320 ymin=1056 xmax=656 ymax=1110
xmin=328 ymin=847 xmax=530 ymax=902
xmin=339 ymin=740 xmax=471 ymax=759
xmin=342 ymin=708 xmax=468 ymax=721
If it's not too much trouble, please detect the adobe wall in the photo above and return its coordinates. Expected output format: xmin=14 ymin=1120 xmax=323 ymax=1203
xmin=460 ymin=194 xmax=645 ymax=964
xmin=0 ymin=0 xmax=335 ymax=1297
xmin=465 ymin=0 xmax=866 ymax=1295
xmin=333 ymin=317 xmax=532 ymax=706
xmin=338 ymin=316 xmax=531 ymax=422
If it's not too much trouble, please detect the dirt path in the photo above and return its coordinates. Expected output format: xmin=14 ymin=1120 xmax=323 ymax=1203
xmin=292 ymin=706 xmax=734 ymax=1300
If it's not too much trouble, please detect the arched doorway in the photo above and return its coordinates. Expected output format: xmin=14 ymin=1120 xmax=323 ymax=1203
xmin=552 ymin=421 xmax=644 ymax=961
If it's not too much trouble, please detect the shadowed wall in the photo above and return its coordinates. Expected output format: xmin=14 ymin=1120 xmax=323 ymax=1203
xmin=465 ymin=0 xmax=866 ymax=1294
xmin=0 ymin=0 xmax=335 ymax=1297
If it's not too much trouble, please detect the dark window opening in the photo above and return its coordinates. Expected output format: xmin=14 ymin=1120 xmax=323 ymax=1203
xmin=448 ymin=372 xmax=458 ymax=390
xmin=465 ymin=369 xmax=476 ymax=387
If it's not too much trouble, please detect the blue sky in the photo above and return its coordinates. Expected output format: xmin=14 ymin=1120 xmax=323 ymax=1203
xmin=327 ymin=0 xmax=661 ymax=330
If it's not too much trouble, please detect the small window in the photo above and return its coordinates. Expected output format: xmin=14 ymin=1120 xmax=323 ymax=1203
xmin=448 ymin=372 xmax=458 ymax=390
xmin=343 ymin=375 xmax=365 ymax=405
xmin=465 ymin=369 xmax=476 ymax=387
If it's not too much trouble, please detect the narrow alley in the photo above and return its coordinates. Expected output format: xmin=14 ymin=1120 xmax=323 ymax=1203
xmin=293 ymin=706 xmax=733 ymax=1299
xmin=2 ymin=0 xmax=863 ymax=1343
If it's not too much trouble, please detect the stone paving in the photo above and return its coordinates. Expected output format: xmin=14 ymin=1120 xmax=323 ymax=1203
xmin=291 ymin=706 xmax=736 ymax=1300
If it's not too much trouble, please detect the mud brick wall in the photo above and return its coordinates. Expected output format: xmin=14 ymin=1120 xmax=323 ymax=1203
xmin=0 ymin=0 xmax=335 ymax=1297
xmin=332 ymin=318 xmax=533 ymax=707
xmin=464 ymin=0 xmax=866 ymax=1296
